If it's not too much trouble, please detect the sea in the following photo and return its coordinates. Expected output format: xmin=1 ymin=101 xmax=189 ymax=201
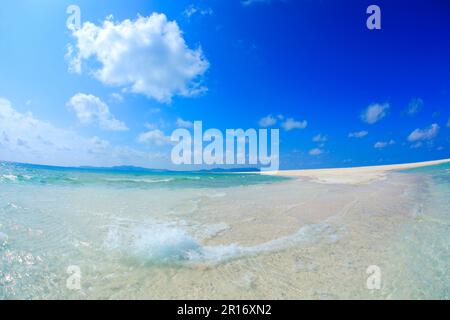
xmin=0 ymin=161 xmax=448 ymax=299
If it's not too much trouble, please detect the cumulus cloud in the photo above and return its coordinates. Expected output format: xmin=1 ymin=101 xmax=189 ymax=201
xmin=0 ymin=98 xmax=161 ymax=167
xmin=407 ymin=123 xmax=439 ymax=142
xmin=309 ymin=148 xmax=323 ymax=156
xmin=348 ymin=130 xmax=368 ymax=138
xmin=176 ymin=118 xmax=193 ymax=128
xmin=67 ymin=13 xmax=209 ymax=103
xmin=312 ymin=134 xmax=327 ymax=142
xmin=361 ymin=103 xmax=389 ymax=124
xmin=67 ymin=93 xmax=128 ymax=131
xmin=374 ymin=140 xmax=395 ymax=149
xmin=406 ymin=98 xmax=423 ymax=116
xmin=138 ymin=129 xmax=172 ymax=146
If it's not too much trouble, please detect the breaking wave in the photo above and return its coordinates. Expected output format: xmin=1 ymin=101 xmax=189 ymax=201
xmin=104 ymin=219 xmax=337 ymax=266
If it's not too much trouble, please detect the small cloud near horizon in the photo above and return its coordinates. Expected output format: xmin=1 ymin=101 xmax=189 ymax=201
xmin=183 ymin=5 xmax=213 ymax=18
xmin=374 ymin=139 xmax=395 ymax=149
xmin=67 ymin=93 xmax=128 ymax=131
xmin=258 ymin=114 xmax=277 ymax=127
xmin=312 ymin=134 xmax=327 ymax=142
xmin=405 ymin=98 xmax=423 ymax=116
xmin=361 ymin=103 xmax=389 ymax=124
xmin=407 ymin=123 xmax=439 ymax=143
xmin=258 ymin=114 xmax=307 ymax=131
xmin=282 ymin=118 xmax=307 ymax=131
xmin=309 ymin=148 xmax=323 ymax=156
xmin=176 ymin=118 xmax=194 ymax=129
xmin=348 ymin=130 xmax=368 ymax=138
xmin=138 ymin=129 xmax=172 ymax=146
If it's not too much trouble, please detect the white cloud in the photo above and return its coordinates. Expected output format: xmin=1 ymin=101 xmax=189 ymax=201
xmin=406 ymin=98 xmax=423 ymax=116
xmin=258 ymin=114 xmax=307 ymax=131
xmin=258 ymin=114 xmax=277 ymax=127
xmin=67 ymin=13 xmax=209 ymax=103
xmin=309 ymin=148 xmax=323 ymax=156
xmin=281 ymin=118 xmax=308 ymax=131
xmin=242 ymin=0 xmax=271 ymax=6
xmin=410 ymin=142 xmax=423 ymax=149
xmin=138 ymin=129 xmax=172 ymax=146
xmin=176 ymin=118 xmax=193 ymax=128
xmin=407 ymin=123 xmax=439 ymax=142
xmin=67 ymin=93 xmax=128 ymax=131
xmin=0 ymin=98 xmax=162 ymax=167
xmin=374 ymin=140 xmax=395 ymax=149
xmin=361 ymin=103 xmax=389 ymax=124
xmin=312 ymin=134 xmax=327 ymax=142
xmin=110 ymin=93 xmax=124 ymax=103
xmin=447 ymin=117 xmax=450 ymax=127
xmin=348 ymin=130 xmax=368 ymax=138
xmin=183 ymin=5 xmax=213 ymax=18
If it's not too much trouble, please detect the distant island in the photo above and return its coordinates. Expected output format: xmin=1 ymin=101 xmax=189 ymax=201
xmin=1 ymin=161 xmax=261 ymax=174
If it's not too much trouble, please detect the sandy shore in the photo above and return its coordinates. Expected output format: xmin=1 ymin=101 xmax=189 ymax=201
xmin=265 ymin=158 xmax=450 ymax=184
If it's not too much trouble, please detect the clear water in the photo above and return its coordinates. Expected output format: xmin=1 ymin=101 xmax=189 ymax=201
xmin=0 ymin=162 xmax=290 ymax=298
xmin=0 ymin=161 xmax=448 ymax=299
xmin=0 ymin=162 xmax=287 ymax=189
xmin=385 ymin=163 xmax=450 ymax=299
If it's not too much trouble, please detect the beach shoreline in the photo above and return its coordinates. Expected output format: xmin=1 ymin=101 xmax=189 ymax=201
xmin=263 ymin=158 xmax=450 ymax=184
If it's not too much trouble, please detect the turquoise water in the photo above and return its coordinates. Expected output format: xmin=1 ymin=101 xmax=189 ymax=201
xmin=0 ymin=161 xmax=290 ymax=299
xmin=0 ymin=161 xmax=448 ymax=299
xmin=387 ymin=162 xmax=450 ymax=299
xmin=0 ymin=162 xmax=287 ymax=189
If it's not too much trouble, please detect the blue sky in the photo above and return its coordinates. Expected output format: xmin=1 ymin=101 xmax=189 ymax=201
xmin=0 ymin=0 xmax=449 ymax=169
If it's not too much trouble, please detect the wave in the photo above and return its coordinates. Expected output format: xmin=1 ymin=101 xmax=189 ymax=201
xmin=1 ymin=174 xmax=18 ymax=182
xmin=102 ymin=177 xmax=175 ymax=184
xmin=104 ymin=220 xmax=337 ymax=266
xmin=0 ymin=173 xmax=33 ymax=183
xmin=0 ymin=162 xmax=288 ymax=189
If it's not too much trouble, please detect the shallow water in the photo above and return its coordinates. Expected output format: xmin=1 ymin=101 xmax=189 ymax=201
xmin=0 ymin=162 xmax=448 ymax=299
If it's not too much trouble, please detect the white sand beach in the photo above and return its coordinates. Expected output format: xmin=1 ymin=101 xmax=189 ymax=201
xmin=267 ymin=159 xmax=450 ymax=184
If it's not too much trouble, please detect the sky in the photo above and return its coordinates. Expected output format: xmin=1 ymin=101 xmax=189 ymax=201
xmin=0 ymin=0 xmax=449 ymax=170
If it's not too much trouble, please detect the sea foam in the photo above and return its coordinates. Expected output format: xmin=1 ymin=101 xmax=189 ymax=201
xmin=105 ymin=219 xmax=336 ymax=266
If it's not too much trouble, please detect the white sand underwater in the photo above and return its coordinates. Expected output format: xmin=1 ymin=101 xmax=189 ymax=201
xmin=1 ymin=159 xmax=449 ymax=299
